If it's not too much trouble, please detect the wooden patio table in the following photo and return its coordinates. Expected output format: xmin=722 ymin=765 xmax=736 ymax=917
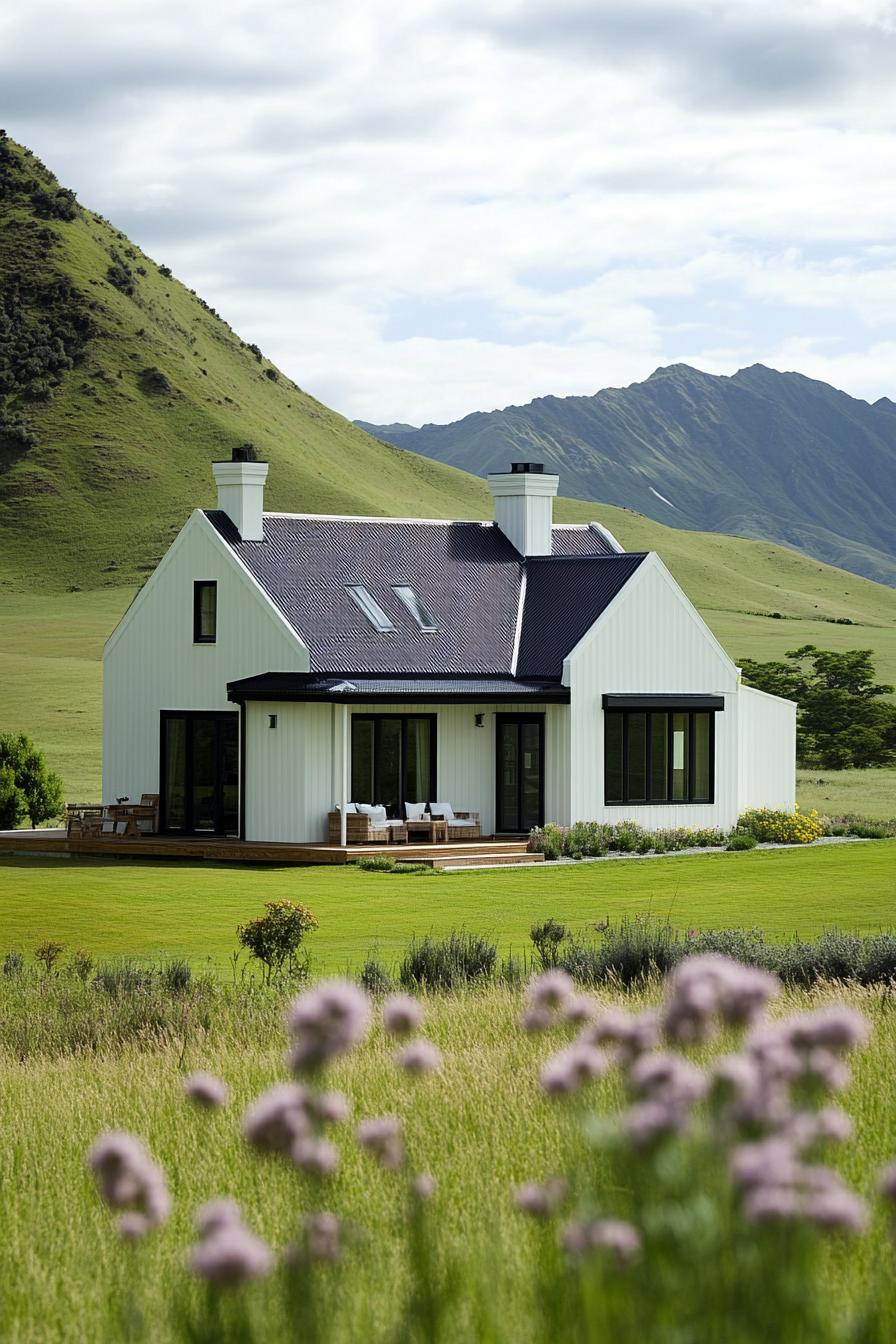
xmin=405 ymin=818 xmax=449 ymax=843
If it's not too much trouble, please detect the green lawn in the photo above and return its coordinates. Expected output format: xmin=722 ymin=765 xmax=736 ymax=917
xmin=2 ymin=842 xmax=893 ymax=974
xmin=797 ymin=768 xmax=896 ymax=820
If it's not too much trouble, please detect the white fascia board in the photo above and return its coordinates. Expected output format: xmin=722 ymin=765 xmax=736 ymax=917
xmin=103 ymin=510 xmax=309 ymax=663
xmin=648 ymin=554 xmax=739 ymax=676
xmin=562 ymin=552 xmax=738 ymax=682
xmin=193 ymin=511 xmax=310 ymax=660
xmin=510 ymin=566 xmax=527 ymax=676
xmin=103 ymin=511 xmax=200 ymax=658
xmin=738 ymin=682 xmax=799 ymax=708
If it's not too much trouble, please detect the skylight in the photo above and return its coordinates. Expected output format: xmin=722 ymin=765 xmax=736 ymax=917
xmin=346 ymin=585 xmax=395 ymax=633
xmin=392 ymin=585 xmax=439 ymax=633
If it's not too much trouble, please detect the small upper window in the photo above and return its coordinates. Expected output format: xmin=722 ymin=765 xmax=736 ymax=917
xmin=392 ymin=586 xmax=439 ymax=633
xmin=346 ymin=585 xmax=394 ymax=633
xmin=194 ymin=581 xmax=217 ymax=643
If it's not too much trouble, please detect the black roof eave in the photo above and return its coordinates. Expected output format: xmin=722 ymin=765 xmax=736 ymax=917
xmin=226 ymin=678 xmax=570 ymax=705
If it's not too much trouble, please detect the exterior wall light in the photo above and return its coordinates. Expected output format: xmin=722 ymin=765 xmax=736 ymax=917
xmin=268 ymin=714 xmax=278 ymax=729
xmin=474 ymin=713 xmax=485 ymax=728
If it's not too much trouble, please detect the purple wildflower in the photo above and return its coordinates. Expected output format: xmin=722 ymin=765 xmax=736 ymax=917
xmin=662 ymin=955 xmax=779 ymax=1043
xmin=562 ymin=994 xmax=598 ymax=1025
xmin=621 ymin=1099 xmax=687 ymax=1148
xmin=562 ymin=1218 xmax=640 ymax=1263
xmin=382 ymin=994 xmax=424 ymax=1036
xmin=527 ymin=969 xmax=574 ymax=1011
xmin=730 ymin=1137 xmax=799 ymax=1191
xmin=521 ymin=1004 xmax=554 ymax=1032
xmin=742 ymin=1185 xmax=802 ymax=1223
xmin=292 ymin=1135 xmax=340 ymax=1177
xmin=784 ymin=1107 xmax=853 ymax=1150
xmin=395 ymin=1038 xmax=443 ymax=1074
xmin=285 ymin=980 xmax=372 ymax=1073
xmin=305 ymin=1212 xmax=343 ymax=1262
xmin=195 ymin=1198 xmax=243 ymax=1237
xmin=878 ymin=1161 xmax=896 ymax=1203
xmin=540 ymin=1042 xmax=608 ymax=1096
xmin=413 ymin=1172 xmax=437 ymax=1201
xmin=356 ymin=1115 xmax=404 ymax=1170
xmin=583 ymin=1007 xmax=659 ymax=1061
xmin=242 ymin=1083 xmax=309 ymax=1154
xmin=88 ymin=1131 xmax=171 ymax=1235
xmin=806 ymin=1047 xmax=850 ymax=1093
xmin=183 ymin=1071 xmax=230 ymax=1109
xmin=629 ymin=1052 xmax=706 ymax=1107
xmin=805 ymin=1188 xmax=868 ymax=1234
xmin=514 ymin=1178 xmax=567 ymax=1218
xmin=311 ymin=1090 xmax=351 ymax=1126
xmin=788 ymin=1006 xmax=869 ymax=1053
xmin=189 ymin=1221 xmax=274 ymax=1287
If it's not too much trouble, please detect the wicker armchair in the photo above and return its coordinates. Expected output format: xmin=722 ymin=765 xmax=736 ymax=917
xmin=427 ymin=804 xmax=481 ymax=841
xmin=328 ymin=811 xmax=408 ymax=844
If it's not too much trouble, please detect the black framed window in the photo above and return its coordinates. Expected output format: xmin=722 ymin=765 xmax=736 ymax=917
xmin=604 ymin=709 xmax=715 ymax=804
xmin=194 ymin=581 xmax=217 ymax=643
xmin=351 ymin=715 xmax=436 ymax=817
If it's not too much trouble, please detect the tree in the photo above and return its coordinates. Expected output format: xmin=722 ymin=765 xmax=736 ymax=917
xmin=740 ymin=646 xmax=896 ymax=769
xmin=0 ymin=734 xmax=65 ymax=826
xmin=0 ymin=764 xmax=23 ymax=829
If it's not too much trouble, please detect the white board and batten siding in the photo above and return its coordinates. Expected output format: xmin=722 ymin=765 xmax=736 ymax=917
xmin=737 ymin=684 xmax=797 ymax=812
xmin=566 ymin=553 xmax=743 ymax=829
xmin=244 ymin=700 xmax=570 ymax=844
xmin=102 ymin=511 xmax=308 ymax=803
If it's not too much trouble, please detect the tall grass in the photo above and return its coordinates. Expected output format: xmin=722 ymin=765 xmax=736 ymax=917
xmin=1 ymin=973 xmax=895 ymax=1342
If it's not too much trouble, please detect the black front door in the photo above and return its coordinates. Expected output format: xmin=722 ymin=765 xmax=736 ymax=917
xmin=160 ymin=712 xmax=239 ymax=835
xmin=496 ymin=715 xmax=544 ymax=833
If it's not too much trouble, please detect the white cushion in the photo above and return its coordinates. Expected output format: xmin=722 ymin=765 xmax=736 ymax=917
xmin=386 ymin=818 xmax=406 ymax=828
xmin=369 ymin=805 xmax=388 ymax=827
xmin=405 ymin=801 xmax=427 ymax=821
xmin=355 ymin=803 xmax=374 ymax=815
xmin=338 ymin=802 xmax=358 ymax=813
xmin=429 ymin=801 xmax=454 ymax=821
xmin=446 ymin=817 xmax=474 ymax=827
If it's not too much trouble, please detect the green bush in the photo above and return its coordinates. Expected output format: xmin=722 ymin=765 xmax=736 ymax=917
xmin=399 ymin=929 xmax=497 ymax=990
xmin=530 ymin=918 xmax=567 ymax=970
xmin=0 ymin=733 xmax=64 ymax=827
xmin=358 ymin=951 xmax=394 ymax=995
xmin=237 ymin=900 xmax=318 ymax=984
xmin=726 ymin=832 xmax=758 ymax=851
xmin=0 ymin=763 xmax=23 ymax=829
xmin=359 ymin=856 xmax=396 ymax=872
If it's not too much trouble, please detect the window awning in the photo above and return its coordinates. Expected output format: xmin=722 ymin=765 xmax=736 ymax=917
xmin=602 ymin=694 xmax=725 ymax=711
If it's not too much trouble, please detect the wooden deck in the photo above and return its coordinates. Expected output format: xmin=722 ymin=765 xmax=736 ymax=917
xmin=0 ymin=829 xmax=539 ymax=867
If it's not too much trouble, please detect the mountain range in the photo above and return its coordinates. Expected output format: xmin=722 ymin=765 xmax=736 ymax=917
xmin=358 ymin=363 xmax=896 ymax=587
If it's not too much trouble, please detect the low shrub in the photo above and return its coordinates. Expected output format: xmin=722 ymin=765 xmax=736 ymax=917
xmin=358 ymin=952 xmax=394 ymax=995
xmin=236 ymin=901 xmax=318 ymax=985
xmin=726 ymin=832 xmax=758 ymax=851
xmin=359 ymin=856 xmax=397 ymax=872
xmin=738 ymin=806 xmax=824 ymax=844
xmin=530 ymin=918 xmax=567 ymax=970
xmin=528 ymin=821 xmax=727 ymax=860
xmin=399 ymin=929 xmax=497 ymax=990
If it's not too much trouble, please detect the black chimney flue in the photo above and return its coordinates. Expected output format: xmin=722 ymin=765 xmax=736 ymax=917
xmin=510 ymin=461 xmax=544 ymax=473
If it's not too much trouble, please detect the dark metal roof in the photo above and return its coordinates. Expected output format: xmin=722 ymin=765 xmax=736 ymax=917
xmin=227 ymin=674 xmax=570 ymax=703
xmin=516 ymin=554 xmax=648 ymax=681
xmin=603 ymin=694 xmax=724 ymax=710
xmin=207 ymin=511 xmax=642 ymax=681
xmin=551 ymin=526 xmax=615 ymax=556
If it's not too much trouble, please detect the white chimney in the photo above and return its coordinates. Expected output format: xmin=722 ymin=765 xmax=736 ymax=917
xmin=212 ymin=458 xmax=269 ymax=541
xmin=487 ymin=462 xmax=559 ymax=556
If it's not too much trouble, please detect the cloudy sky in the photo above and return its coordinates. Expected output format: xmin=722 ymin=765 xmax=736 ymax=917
xmin=3 ymin=0 xmax=896 ymax=424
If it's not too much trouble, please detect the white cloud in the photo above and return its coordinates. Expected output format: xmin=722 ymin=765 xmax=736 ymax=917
xmin=2 ymin=0 xmax=895 ymax=423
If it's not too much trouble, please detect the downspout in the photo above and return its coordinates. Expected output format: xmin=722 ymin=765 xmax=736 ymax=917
xmin=340 ymin=703 xmax=348 ymax=846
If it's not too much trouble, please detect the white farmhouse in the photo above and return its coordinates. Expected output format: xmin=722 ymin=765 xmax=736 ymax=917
xmin=103 ymin=457 xmax=795 ymax=845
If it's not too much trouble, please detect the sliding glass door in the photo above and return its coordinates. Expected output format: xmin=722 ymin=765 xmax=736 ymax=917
xmin=496 ymin=715 xmax=544 ymax=833
xmin=161 ymin=712 xmax=239 ymax=835
xmin=351 ymin=715 xmax=436 ymax=816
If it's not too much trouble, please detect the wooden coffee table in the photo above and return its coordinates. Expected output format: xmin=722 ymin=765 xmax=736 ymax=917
xmin=406 ymin=818 xmax=449 ymax=843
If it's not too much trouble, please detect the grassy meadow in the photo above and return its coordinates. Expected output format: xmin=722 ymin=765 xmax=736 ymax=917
xmin=1 ymin=842 xmax=894 ymax=975
xmin=1 ymin=976 xmax=895 ymax=1343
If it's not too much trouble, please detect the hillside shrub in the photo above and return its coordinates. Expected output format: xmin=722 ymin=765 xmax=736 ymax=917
xmin=399 ymin=929 xmax=497 ymax=990
xmin=738 ymin=806 xmax=823 ymax=844
xmin=106 ymin=262 xmax=135 ymax=295
xmin=237 ymin=901 xmax=318 ymax=985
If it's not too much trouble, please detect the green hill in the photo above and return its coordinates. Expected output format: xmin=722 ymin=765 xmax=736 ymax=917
xmin=358 ymin=362 xmax=896 ymax=587
xmin=0 ymin=132 xmax=486 ymax=593
xmin=2 ymin=132 xmax=895 ymax=798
